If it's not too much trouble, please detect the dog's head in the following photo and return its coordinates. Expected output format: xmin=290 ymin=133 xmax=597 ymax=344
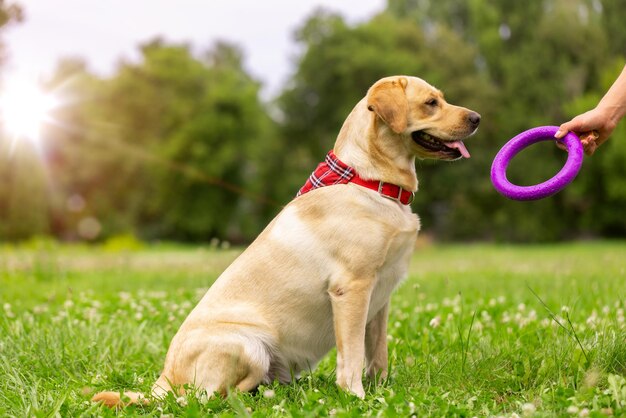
xmin=366 ymin=76 xmax=480 ymax=160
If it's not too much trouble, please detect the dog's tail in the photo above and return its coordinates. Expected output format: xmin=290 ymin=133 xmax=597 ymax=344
xmin=92 ymin=375 xmax=172 ymax=408
xmin=91 ymin=391 xmax=147 ymax=408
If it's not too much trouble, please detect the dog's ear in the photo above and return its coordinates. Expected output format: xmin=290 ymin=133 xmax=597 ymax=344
xmin=367 ymin=77 xmax=409 ymax=134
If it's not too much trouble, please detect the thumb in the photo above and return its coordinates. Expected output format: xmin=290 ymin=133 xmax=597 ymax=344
xmin=554 ymin=120 xmax=579 ymax=139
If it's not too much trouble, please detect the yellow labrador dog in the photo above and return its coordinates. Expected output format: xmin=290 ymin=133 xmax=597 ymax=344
xmin=93 ymin=75 xmax=479 ymax=406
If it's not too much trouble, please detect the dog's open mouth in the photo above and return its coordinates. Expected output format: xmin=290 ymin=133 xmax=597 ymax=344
xmin=411 ymin=131 xmax=471 ymax=159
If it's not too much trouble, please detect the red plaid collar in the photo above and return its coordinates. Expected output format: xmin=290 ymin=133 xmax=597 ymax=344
xmin=297 ymin=151 xmax=414 ymax=205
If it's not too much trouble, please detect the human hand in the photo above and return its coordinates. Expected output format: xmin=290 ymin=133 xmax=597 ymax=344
xmin=554 ymin=107 xmax=617 ymax=155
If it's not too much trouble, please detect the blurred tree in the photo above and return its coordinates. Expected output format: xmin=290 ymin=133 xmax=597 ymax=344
xmin=0 ymin=1 xmax=46 ymax=241
xmin=2 ymin=0 xmax=625 ymax=243
xmin=0 ymin=140 xmax=50 ymax=239
xmin=44 ymin=40 xmax=278 ymax=242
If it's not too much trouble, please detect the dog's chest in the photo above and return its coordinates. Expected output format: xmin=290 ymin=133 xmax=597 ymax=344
xmin=368 ymin=216 xmax=418 ymax=320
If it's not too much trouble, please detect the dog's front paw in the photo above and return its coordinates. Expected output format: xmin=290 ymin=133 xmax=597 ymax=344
xmin=351 ymin=385 xmax=366 ymax=399
xmin=336 ymin=377 xmax=365 ymax=399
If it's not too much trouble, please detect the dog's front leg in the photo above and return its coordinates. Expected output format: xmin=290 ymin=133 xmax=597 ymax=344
xmin=329 ymin=278 xmax=374 ymax=399
xmin=365 ymin=302 xmax=389 ymax=382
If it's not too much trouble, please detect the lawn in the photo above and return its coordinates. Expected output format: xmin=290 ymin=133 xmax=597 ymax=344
xmin=1 ymin=239 xmax=625 ymax=417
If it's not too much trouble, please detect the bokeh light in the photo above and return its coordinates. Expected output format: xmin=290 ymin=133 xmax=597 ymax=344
xmin=0 ymin=76 xmax=58 ymax=141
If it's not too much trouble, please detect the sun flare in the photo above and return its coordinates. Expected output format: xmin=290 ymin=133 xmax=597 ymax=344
xmin=0 ymin=76 xmax=58 ymax=140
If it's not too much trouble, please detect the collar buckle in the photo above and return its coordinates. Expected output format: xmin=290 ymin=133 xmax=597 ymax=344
xmin=377 ymin=181 xmax=414 ymax=205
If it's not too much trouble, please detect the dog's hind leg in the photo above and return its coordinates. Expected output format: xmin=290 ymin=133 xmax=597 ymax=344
xmin=176 ymin=328 xmax=273 ymax=397
xmin=151 ymin=374 xmax=173 ymax=399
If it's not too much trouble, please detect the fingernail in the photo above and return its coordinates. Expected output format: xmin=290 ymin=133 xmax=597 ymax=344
xmin=554 ymin=129 xmax=563 ymax=138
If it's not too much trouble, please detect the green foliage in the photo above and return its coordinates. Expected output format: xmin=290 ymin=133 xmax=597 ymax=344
xmin=1 ymin=0 xmax=626 ymax=242
xmin=0 ymin=141 xmax=50 ymax=240
xmin=4 ymin=40 xmax=280 ymax=243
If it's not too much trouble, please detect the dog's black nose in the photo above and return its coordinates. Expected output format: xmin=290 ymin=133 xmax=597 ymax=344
xmin=468 ymin=112 xmax=481 ymax=127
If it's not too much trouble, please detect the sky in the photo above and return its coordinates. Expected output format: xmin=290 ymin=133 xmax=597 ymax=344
xmin=3 ymin=0 xmax=386 ymax=98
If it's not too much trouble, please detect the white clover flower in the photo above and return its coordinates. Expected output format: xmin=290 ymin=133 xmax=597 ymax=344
xmin=579 ymin=408 xmax=589 ymax=417
xmin=176 ymin=396 xmax=188 ymax=407
xmin=517 ymin=303 xmax=526 ymax=312
xmin=85 ymin=308 xmax=98 ymax=320
xmin=521 ymin=402 xmax=536 ymax=416
xmin=33 ymin=305 xmax=47 ymax=314
xmin=196 ymin=391 xmax=209 ymax=405
xmin=586 ymin=311 xmax=598 ymax=327
xmin=429 ymin=316 xmax=441 ymax=328
xmin=263 ymin=389 xmax=275 ymax=398
xmin=566 ymin=405 xmax=579 ymax=414
xmin=502 ymin=312 xmax=511 ymax=323
xmin=425 ymin=303 xmax=438 ymax=312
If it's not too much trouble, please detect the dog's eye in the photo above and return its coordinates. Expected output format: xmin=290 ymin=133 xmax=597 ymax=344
xmin=425 ymin=98 xmax=438 ymax=107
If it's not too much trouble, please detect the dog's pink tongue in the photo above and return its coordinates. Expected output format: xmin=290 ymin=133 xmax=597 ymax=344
xmin=445 ymin=141 xmax=471 ymax=158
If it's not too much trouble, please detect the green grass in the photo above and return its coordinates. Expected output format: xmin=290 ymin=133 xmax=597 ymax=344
xmin=1 ymin=240 xmax=625 ymax=417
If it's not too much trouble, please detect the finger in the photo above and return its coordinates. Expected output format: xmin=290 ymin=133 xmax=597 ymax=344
xmin=555 ymin=140 xmax=567 ymax=151
xmin=554 ymin=122 xmax=575 ymax=138
xmin=583 ymin=140 xmax=597 ymax=156
xmin=595 ymin=130 xmax=610 ymax=147
xmin=554 ymin=128 xmax=567 ymax=139
xmin=580 ymin=131 xmax=599 ymax=156
xmin=555 ymin=116 xmax=587 ymax=139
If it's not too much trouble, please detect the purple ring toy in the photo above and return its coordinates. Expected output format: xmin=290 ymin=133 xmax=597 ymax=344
xmin=490 ymin=126 xmax=583 ymax=201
